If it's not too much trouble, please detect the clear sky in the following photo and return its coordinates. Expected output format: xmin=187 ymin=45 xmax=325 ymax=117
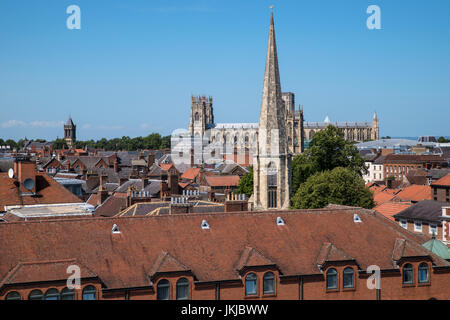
xmin=0 ymin=0 xmax=449 ymax=141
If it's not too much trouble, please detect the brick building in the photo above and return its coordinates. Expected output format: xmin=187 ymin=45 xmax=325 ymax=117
xmin=431 ymin=174 xmax=450 ymax=203
xmin=1 ymin=207 xmax=449 ymax=300
xmin=383 ymin=154 xmax=447 ymax=182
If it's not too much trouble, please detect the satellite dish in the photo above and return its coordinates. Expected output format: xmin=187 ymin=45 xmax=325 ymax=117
xmin=8 ymin=168 xmax=14 ymax=179
xmin=23 ymin=178 xmax=35 ymax=191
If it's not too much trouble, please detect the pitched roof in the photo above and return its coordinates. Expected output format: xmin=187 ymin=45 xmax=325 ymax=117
xmin=235 ymin=247 xmax=276 ymax=273
xmin=0 ymin=172 xmax=82 ymax=211
xmin=93 ymin=194 xmax=127 ymax=217
xmin=392 ymin=238 xmax=434 ymax=261
xmin=396 ymin=185 xmax=432 ymax=202
xmin=181 ymin=167 xmax=201 ymax=180
xmin=205 ymin=175 xmax=240 ymax=187
xmin=0 ymin=259 xmax=96 ymax=287
xmin=1 ymin=208 xmax=448 ymax=290
xmin=374 ymin=190 xmax=397 ymax=205
xmin=422 ymin=238 xmax=450 ymax=260
xmin=432 ymin=174 xmax=450 ymax=187
xmin=316 ymin=242 xmax=355 ymax=266
xmin=149 ymin=251 xmax=190 ymax=279
xmin=393 ymin=200 xmax=448 ymax=223
xmin=374 ymin=202 xmax=413 ymax=221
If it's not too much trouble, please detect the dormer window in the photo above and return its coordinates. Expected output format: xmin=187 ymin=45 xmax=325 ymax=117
xmin=326 ymin=268 xmax=338 ymax=290
xmin=176 ymin=278 xmax=190 ymax=300
xmin=402 ymin=264 xmax=414 ymax=284
xmin=343 ymin=267 xmax=354 ymax=289
xmin=263 ymin=272 xmax=275 ymax=295
xmin=245 ymin=273 xmax=257 ymax=296
xmin=418 ymin=263 xmax=429 ymax=284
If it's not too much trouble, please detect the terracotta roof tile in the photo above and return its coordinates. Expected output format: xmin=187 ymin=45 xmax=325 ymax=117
xmin=1 ymin=208 xmax=448 ymax=290
xmin=374 ymin=202 xmax=413 ymax=221
xmin=0 ymin=172 xmax=82 ymax=211
xmin=181 ymin=167 xmax=201 ymax=180
xmin=432 ymin=174 xmax=450 ymax=187
xmin=396 ymin=185 xmax=432 ymax=202
xmin=205 ymin=175 xmax=240 ymax=187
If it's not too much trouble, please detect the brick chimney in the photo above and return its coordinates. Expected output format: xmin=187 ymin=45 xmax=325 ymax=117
xmin=98 ymin=175 xmax=109 ymax=205
xmin=169 ymin=196 xmax=193 ymax=215
xmin=224 ymin=192 xmax=248 ymax=213
xmin=113 ymin=160 xmax=119 ymax=173
xmin=66 ymin=160 xmax=71 ymax=172
xmin=147 ymin=152 xmax=155 ymax=168
xmin=142 ymin=178 xmax=149 ymax=190
xmin=14 ymin=159 xmax=37 ymax=193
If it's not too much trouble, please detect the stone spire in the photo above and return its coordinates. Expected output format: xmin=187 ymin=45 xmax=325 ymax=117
xmin=253 ymin=10 xmax=291 ymax=211
xmin=373 ymin=110 xmax=378 ymax=121
xmin=258 ymin=11 xmax=286 ymax=156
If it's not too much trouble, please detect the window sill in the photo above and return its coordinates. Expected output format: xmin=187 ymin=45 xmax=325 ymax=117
xmin=402 ymin=283 xmax=415 ymax=288
xmin=262 ymin=293 xmax=276 ymax=298
xmin=244 ymin=295 xmax=259 ymax=299
xmin=418 ymin=282 xmax=431 ymax=287
xmin=343 ymin=287 xmax=356 ymax=292
xmin=326 ymin=288 xmax=339 ymax=293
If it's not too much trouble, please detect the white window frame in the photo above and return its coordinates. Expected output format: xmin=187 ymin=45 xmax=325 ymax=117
xmin=414 ymin=221 xmax=422 ymax=232
xmin=400 ymin=219 xmax=407 ymax=229
xmin=429 ymin=224 xmax=437 ymax=235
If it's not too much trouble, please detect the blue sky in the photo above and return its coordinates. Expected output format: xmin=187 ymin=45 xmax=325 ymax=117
xmin=0 ymin=0 xmax=449 ymax=141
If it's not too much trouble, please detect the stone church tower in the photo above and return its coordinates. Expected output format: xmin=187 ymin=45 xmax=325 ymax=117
xmin=64 ymin=116 xmax=76 ymax=149
xmin=188 ymin=95 xmax=214 ymax=138
xmin=253 ymin=11 xmax=292 ymax=210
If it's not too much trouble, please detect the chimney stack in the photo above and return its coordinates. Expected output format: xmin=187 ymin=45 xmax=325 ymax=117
xmin=142 ymin=178 xmax=149 ymax=190
xmin=113 ymin=160 xmax=119 ymax=173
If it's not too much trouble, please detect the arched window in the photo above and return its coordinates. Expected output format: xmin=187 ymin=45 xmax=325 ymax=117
xmin=44 ymin=288 xmax=60 ymax=300
xmin=82 ymin=285 xmax=97 ymax=300
xmin=5 ymin=291 xmax=21 ymax=300
xmin=28 ymin=289 xmax=43 ymax=300
xmin=245 ymin=273 xmax=257 ymax=296
xmin=267 ymin=162 xmax=277 ymax=208
xmin=343 ymin=267 xmax=354 ymax=289
xmin=233 ymin=136 xmax=238 ymax=144
xmin=418 ymin=263 xmax=429 ymax=283
xmin=326 ymin=268 xmax=338 ymax=290
xmin=263 ymin=272 xmax=275 ymax=295
xmin=176 ymin=278 xmax=189 ymax=300
xmin=244 ymin=135 xmax=249 ymax=144
xmin=157 ymin=279 xmax=170 ymax=300
xmin=195 ymin=112 xmax=199 ymax=121
xmin=403 ymin=263 xmax=414 ymax=284
xmin=61 ymin=287 xmax=75 ymax=300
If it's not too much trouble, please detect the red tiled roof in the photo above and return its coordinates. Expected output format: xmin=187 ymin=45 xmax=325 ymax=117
xmin=159 ymin=163 xmax=174 ymax=172
xmin=316 ymin=243 xmax=354 ymax=265
xmin=205 ymin=175 xmax=240 ymax=187
xmin=0 ymin=259 xmax=96 ymax=287
xmin=373 ymin=191 xmax=396 ymax=205
xmin=374 ymin=202 xmax=413 ymax=221
xmin=1 ymin=208 xmax=448 ymax=290
xmin=181 ymin=167 xmax=201 ymax=180
xmin=93 ymin=195 xmax=127 ymax=217
xmin=0 ymin=173 xmax=82 ymax=211
xmin=396 ymin=185 xmax=432 ymax=202
xmin=432 ymin=174 xmax=450 ymax=187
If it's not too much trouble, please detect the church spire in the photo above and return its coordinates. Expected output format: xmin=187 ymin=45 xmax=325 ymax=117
xmin=258 ymin=9 xmax=285 ymax=155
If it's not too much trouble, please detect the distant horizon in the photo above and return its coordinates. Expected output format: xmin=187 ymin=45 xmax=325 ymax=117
xmin=1 ymin=0 xmax=449 ymax=140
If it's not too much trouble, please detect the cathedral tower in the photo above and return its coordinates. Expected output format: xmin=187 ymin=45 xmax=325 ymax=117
xmin=188 ymin=95 xmax=214 ymax=138
xmin=64 ymin=116 xmax=76 ymax=149
xmin=253 ymin=11 xmax=292 ymax=210
xmin=372 ymin=111 xmax=379 ymax=140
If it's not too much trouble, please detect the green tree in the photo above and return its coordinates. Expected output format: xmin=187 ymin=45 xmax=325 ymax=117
xmin=291 ymin=125 xmax=367 ymax=195
xmin=438 ymin=136 xmax=450 ymax=143
xmin=291 ymin=167 xmax=374 ymax=209
xmin=160 ymin=135 xmax=171 ymax=149
xmin=236 ymin=166 xmax=253 ymax=197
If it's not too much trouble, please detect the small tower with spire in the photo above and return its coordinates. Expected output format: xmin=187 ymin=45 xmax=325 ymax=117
xmin=64 ymin=116 xmax=76 ymax=149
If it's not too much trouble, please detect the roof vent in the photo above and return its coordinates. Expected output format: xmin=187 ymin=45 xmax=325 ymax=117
xmin=112 ymin=224 xmax=121 ymax=234
xmin=353 ymin=213 xmax=362 ymax=223
xmin=276 ymin=217 xmax=285 ymax=226
xmin=201 ymin=220 xmax=210 ymax=230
